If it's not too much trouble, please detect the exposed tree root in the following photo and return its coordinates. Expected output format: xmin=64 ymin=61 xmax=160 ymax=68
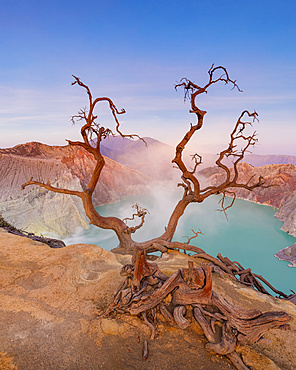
xmin=141 ymin=239 xmax=296 ymax=303
xmin=104 ymin=250 xmax=292 ymax=369
xmin=215 ymin=253 xmax=296 ymax=302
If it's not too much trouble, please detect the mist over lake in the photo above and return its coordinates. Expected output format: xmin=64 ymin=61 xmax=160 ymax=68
xmin=64 ymin=189 xmax=296 ymax=295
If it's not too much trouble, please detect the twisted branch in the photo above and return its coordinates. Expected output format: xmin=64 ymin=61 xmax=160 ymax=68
xmin=159 ymin=66 xmax=269 ymax=243
xmin=184 ymin=229 xmax=204 ymax=244
xmin=123 ymin=204 xmax=150 ymax=234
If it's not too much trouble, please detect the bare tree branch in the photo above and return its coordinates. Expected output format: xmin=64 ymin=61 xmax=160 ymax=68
xmin=158 ymin=65 xmax=267 ymax=244
xmin=184 ymin=229 xmax=204 ymax=244
xmin=216 ymin=191 xmax=236 ymax=221
xmin=21 ymin=178 xmax=82 ymax=197
xmin=21 ymin=66 xmax=274 ymax=258
xmin=21 ymin=76 xmax=149 ymax=251
xmin=71 ymin=75 xmax=145 ymax=146
xmin=123 ymin=204 xmax=150 ymax=234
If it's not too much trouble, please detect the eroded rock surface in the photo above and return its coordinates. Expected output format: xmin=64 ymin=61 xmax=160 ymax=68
xmin=0 ymin=142 xmax=150 ymax=237
xmin=275 ymin=243 xmax=296 ymax=268
xmin=0 ymin=228 xmax=296 ymax=369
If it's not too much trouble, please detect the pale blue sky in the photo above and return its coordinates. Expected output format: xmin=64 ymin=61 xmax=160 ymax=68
xmin=0 ymin=0 xmax=295 ymax=154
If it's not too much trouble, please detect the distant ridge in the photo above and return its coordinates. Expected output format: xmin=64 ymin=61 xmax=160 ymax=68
xmin=245 ymin=154 xmax=296 ymax=167
xmin=0 ymin=141 xmax=62 ymax=158
xmin=99 ymin=136 xmax=296 ymax=176
xmin=100 ymin=136 xmax=177 ymax=180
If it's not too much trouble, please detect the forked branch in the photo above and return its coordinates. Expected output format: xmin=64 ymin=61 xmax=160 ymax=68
xmin=184 ymin=229 xmax=204 ymax=244
xmin=217 ymin=191 xmax=236 ymax=221
xmin=123 ymin=204 xmax=150 ymax=234
xmin=160 ymin=66 xmax=268 ymax=244
xmin=21 ymin=76 xmax=147 ymax=250
xmin=71 ymin=75 xmax=145 ymax=145
xmin=172 ymin=65 xmax=245 ymax=203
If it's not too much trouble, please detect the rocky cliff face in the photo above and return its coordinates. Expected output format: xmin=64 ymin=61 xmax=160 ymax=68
xmin=0 ymin=142 xmax=151 ymax=237
xmin=275 ymin=243 xmax=296 ymax=268
xmin=201 ymin=162 xmax=296 ymax=237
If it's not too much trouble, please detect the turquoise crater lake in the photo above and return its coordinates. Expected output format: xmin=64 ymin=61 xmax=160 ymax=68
xmin=64 ymin=190 xmax=296 ymax=296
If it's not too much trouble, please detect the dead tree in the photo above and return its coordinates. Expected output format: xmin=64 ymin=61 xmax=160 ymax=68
xmin=21 ymin=65 xmax=270 ymax=256
xmin=21 ymin=66 xmax=293 ymax=369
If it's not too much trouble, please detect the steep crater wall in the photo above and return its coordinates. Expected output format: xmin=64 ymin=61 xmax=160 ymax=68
xmin=201 ymin=162 xmax=296 ymax=237
xmin=201 ymin=162 xmax=296 ymax=266
xmin=0 ymin=142 xmax=151 ymax=238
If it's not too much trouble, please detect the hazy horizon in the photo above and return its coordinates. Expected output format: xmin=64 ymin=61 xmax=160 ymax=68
xmin=1 ymin=135 xmax=296 ymax=159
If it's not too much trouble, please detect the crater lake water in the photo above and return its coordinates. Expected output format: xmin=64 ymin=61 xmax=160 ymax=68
xmin=63 ymin=190 xmax=296 ymax=296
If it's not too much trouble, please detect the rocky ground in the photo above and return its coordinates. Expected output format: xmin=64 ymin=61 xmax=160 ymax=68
xmin=0 ymin=229 xmax=296 ymax=369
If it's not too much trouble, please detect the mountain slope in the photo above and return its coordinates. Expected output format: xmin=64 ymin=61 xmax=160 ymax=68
xmin=0 ymin=142 xmax=151 ymax=238
xmin=245 ymin=154 xmax=296 ymax=167
xmin=101 ymin=136 xmax=177 ymax=180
